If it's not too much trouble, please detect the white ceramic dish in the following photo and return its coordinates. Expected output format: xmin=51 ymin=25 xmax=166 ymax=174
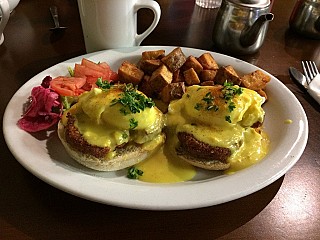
xmin=3 ymin=46 xmax=308 ymax=210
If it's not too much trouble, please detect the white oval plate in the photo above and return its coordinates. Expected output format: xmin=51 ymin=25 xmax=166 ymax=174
xmin=3 ymin=46 xmax=308 ymax=210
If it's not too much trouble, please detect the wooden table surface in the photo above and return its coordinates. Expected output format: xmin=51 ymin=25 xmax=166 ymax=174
xmin=1 ymin=0 xmax=320 ymax=239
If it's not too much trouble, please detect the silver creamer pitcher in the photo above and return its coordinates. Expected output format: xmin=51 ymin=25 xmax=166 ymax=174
xmin=289 ymin=0 xmax=320 ymax=40
xmin=212 ymin=0 xmax=274 ymax=55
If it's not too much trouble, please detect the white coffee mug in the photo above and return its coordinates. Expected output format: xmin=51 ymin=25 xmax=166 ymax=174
xmin=0 ymin=0 xmax=19 ymax=16
xmin=8 ymin=0 xmax=19 ymax=12
xmin=0 ymin=0 xmax=10 ymax=45
xmin=77 ymin=0 xmax=161 ymax=53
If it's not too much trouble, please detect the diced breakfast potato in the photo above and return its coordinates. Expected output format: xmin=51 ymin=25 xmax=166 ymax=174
xmin=183 ymin=68 xmax=200 ymax=85
xmin=141 ymin=50 xmax=165 ymax=60
xmin=116 ymin=48 xmax=270 ymax=113
xmin=153 ymin=99 xmax=170 ymax=114
xmin=149 ymin=64 xmax=173 ymax=93
xmin=161 ymin=47 xmax=187 ymax=72
xmin=200 ymin=69 xmax=218 ymax=82
xmin=139 ymin=59 xmax=162 ymax=75
xmin=182 ymin=56 xmax=203 ymax=74
xmin=200 ymin=81 xmax=215 ymax=86
xmin=172 ymin=69 xmax=185 ymax=83
xmin=197 ymin=53 xmax=219 ymax=70
xmin=240 ymin=70 xmax=271 ymax=91
xmin=256 ymin=89 xmax=268 ymax=101
xmin=138 ymin=75 xmax=154 ymax=97
xmin=118 ymin=61 xmax=144 ymax=85
xmin=161 ymin=82 xmax=186 ymax=103
xmin=214 ymin=65 xmax=241 ymax=85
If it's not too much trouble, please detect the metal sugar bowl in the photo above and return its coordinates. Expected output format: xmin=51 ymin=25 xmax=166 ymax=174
xmin=212 ymin=0 xmax=274 ymax=55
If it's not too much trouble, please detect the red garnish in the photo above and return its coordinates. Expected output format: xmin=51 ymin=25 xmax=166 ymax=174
xmin=18 ymin=78 xmax=63 ymax=132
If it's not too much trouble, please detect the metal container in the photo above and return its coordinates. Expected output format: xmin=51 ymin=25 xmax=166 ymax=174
xmin=212 ymin=0 xmax=274 ymax=55
xmin=289 ymin=0 xmax=320 ymax=40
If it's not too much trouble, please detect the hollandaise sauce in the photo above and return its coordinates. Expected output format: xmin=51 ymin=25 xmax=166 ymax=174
xmin=136 ymin=130 xmax=196 ymax=183
xmin=136 ymin=127 xmax=269 ymax=182
xmin=136 ymin=146 xmax=196 ymax=183
xmin=224 ymin=130 xmax=270 ymax=174
xmin=64 ymin=85 xmax=270 ymax=183
xmin=147 ymin=84 xmax=270 ymax=181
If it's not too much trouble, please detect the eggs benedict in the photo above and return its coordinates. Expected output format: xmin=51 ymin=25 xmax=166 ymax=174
xmin=58 ymin=84 xmax=165 ymax=171
xmin=166 ymin=83 xmax=268 ymax=172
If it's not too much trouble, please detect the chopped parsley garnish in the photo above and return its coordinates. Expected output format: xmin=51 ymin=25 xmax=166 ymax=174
xmin=228 ymin=101 xmax=236 ymax=112
xmin=192 ymin=83 xmax=243 ymax=122
xmin=202 ymin=92 xmax=214 ymax=104
xmin=194 ymin=91 xmax=219 ymax=111
xmin=222 ymin=81 xmax=243 ymax=100
xmin=207 ymin=104 xmax=219 ymax=111
xmin=225 ymin=115 xmax=232 ymax=123
xmin=120 ymin=108 xmax=129 ymax=116
xmin=111 ymin=83 xmax=155 ymax=114
xmin=96 ymin=77 xmax=112 ymax=90
xmin=129 ymin=118 xmax=138 ymax=130
xmin=122 ymin=132 xmax=128 ymax=139
xmin=194 ymin=103 xmax=202 ymax=111
xmin=127 ymin=167 xmax=144 ymax=179
xmin=222 ymin=82 xmax=243 ymax=123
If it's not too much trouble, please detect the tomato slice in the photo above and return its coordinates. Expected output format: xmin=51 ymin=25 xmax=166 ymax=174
xmin=98 ymin=62 xmax=112 ymax=71
xmin=81 ymin=82 xmax=98 ymax=91
xmin=74 ymin=64 xmax=108 ymax=79
xmin=51 ymin=59 xmax=118 ymax=97
xmin=78 ymin=58 xmax=118 ymax=81
xmin=81 ymin=58 xmax=106 ymax=73
xmin=99 ymin=62 xmax=118 ymax=81
xmin=50 ymin=76 xmax=86 ymax=96
xmin=86 ymin=76 xmax=100 ymax=84
xmin=109 ymin=71 xmax=119 ymax=81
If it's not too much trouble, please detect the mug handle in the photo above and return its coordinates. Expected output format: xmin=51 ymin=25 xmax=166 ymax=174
xmin=0 ymin=0 xmax=10 ymax=45
xmin=134 ymin=0 xmax=161 ymax=46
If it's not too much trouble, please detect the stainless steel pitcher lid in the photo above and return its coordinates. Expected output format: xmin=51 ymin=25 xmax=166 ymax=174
xmin=228 ymin=0 xmax=271 ymax=8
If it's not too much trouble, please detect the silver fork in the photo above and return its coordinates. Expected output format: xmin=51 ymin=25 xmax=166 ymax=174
xmin=301 ymin=61 xmax=319 ymax=84
xmin=301 ymin=60 xmax=320 ymax=104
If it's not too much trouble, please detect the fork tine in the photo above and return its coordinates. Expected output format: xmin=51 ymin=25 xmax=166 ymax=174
xmin=302 ymin=61 xmax=311 ymax=84
xmin=301 ymin=60 xmax=319 ymax=84
xmin=307 ymin=61 xmax=317 ymax=78
xmin=311 ymin=61 xmax=319 ymax=75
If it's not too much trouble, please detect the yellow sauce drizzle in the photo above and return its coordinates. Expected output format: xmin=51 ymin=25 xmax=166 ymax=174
xmin=136 ymin=137 xmax=196 ymax=183
xmin=284 ymin=119 xmax=293 ymax=124
xmin=225 ymin=130 xmax=269 ymax=174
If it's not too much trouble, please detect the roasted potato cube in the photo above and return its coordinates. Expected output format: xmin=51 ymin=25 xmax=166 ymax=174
xmin=153 ymin=99 xmax=169 ymax=114
xmin=182 ymin=56 xmax=203 ymax=74
xmin=142 ymin=50 xmax=165 ymax=60
xmin=214 ymin=65 xmax=241 ymax=85
xmin=161 ymin=82 xmax=186 ymax=103
xmin=161 ymin=47 xmax=187 ymax=72
xmin=240 ymin=70 xmax=271 ymax=91
xmin=172 ymin=69 xmax=185 ymax=83
xmin=139 ymin=59 xmax=162 ymax=75
xmin=138 ymin=75 xmax=154 ymax=98
xmin=200 ymin=69 xmax=218 ymax=82
xmin=183 ymin=68 xmax=200 ymax=85
xmin=256 ymin=89 xmax=268 ymax=101
xmin=197 ymin=53 xmax=219 ymax=70
xmin=149 ymin=64 xmax=173 ymax=93
xmin=118 ymin=61 xmax=144 ymax=85
xmin=200 ymin=81 xmax=215 ymax=86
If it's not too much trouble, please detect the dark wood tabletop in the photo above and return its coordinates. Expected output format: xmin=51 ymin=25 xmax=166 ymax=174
xmin=1 ymin=0 xmax=320 ymax=239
